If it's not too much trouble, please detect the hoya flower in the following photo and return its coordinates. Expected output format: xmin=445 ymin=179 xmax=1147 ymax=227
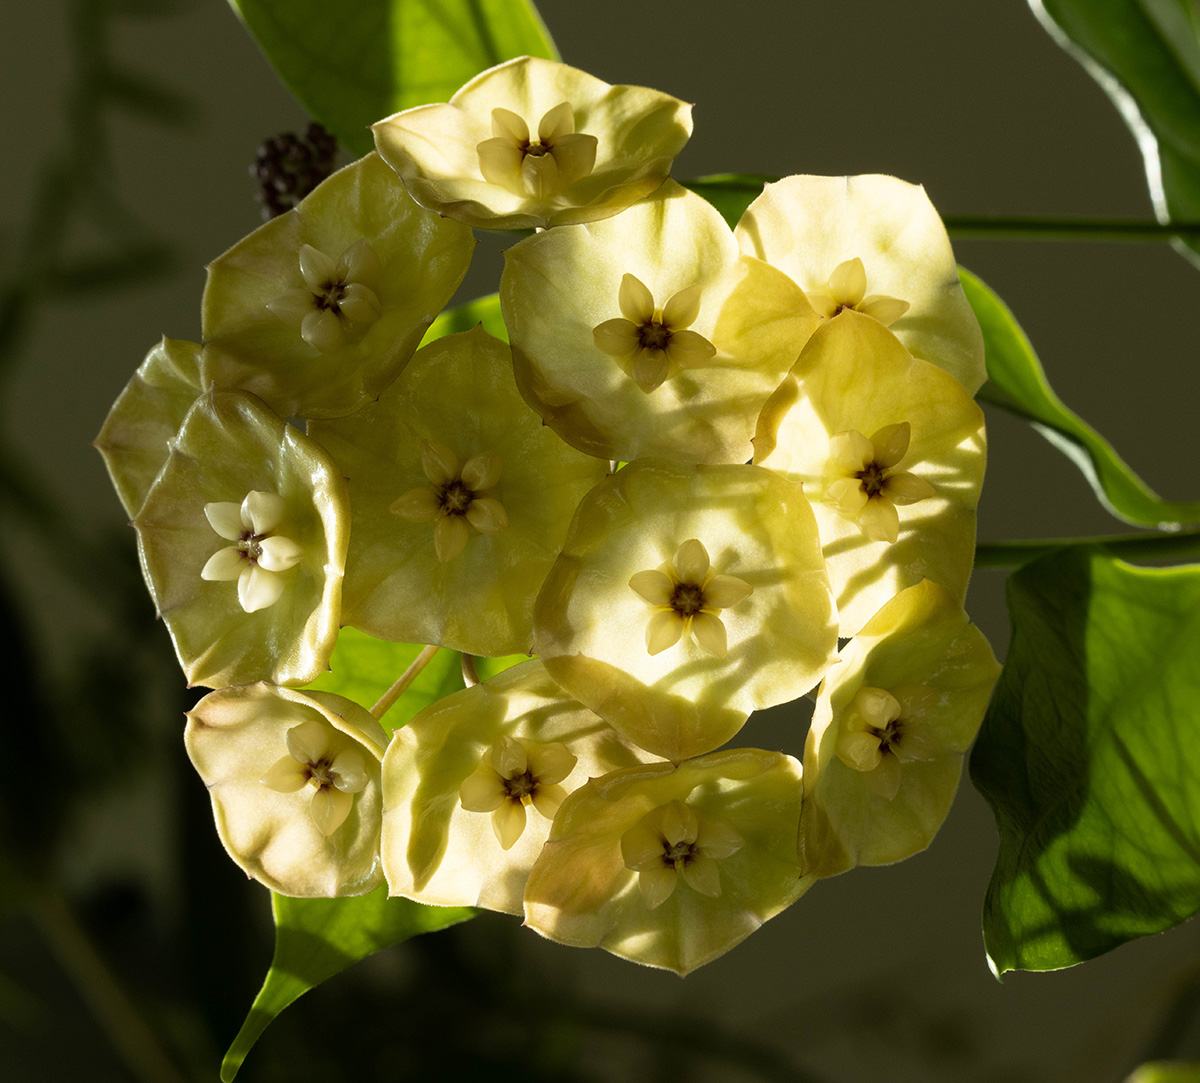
xmin=185 ymin=683 xmax=386 ymax=897
xmin=533 ymin=460 xmax=837 ymax=761
xmin=201 ymin=152 xmax=474 ymax=420
xmin=799 ymin=580 xmax=1001 ymax=879
xmin=380 ymin=660 xmax=651 ymax=914
xmin=309 ymin=327 xmax=608 ymax=657
xmin=134 ymin=389 xmax=348 ymax=688
xmin=754 ymin=311 xmax=985 ymax=637
xmin=736 ymin=174 xmax=986 ymax=394
xmin=502 ymin=180 xmax=820 ymax=464
xmin=94 ymin=337 xmax=203 ymax=518
xmin=373 ymin=56 xmax=692 ymax=230
xmin=629 ymin=538 xmax=754 ymax=658
xmin=523 ymin=750 xmax=813 ymax=975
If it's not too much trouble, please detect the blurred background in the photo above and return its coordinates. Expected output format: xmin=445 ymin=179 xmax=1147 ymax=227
xmin=3 ymin=0 xmax=1200 ymax=1080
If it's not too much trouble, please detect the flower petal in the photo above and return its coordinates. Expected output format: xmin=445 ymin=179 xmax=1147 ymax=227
xmin=690 ymin=610 xmax=728 ymax=657
xmin=695 ymin=816 xmax=743 ymax=860
xmin=337 ymin=239 xmax=382 ymax=289
xmin=298 ymin=244 xmax=337 ymax=292
xmin=661 ymin=801 xmax=698 ymax=846
xmin=527 ymin=741 xmax=577 ymax=786
xmin=243 ymin=490 xmax=286 ymax=535
xmin=836 ymin=729 xmax=883 ymax=772
xmin=631 ymin=348 xmax=669 ymax=392
xmin=310 ymin=785 xmax=354 ymax=835
xmin=492 ymin=799 xmax=527 ymax=850
xmin=828 ymin=256 xmax=867 ymax=307
xmin=530 ymin=782 xmax=567 ymax=819
xmin=621 ymin=820 xmax=666 ymax=872
xmin=645 ymin=609 xmax=683 ymax=655
xmin=238 ymin=565 xmax=285 ymax=612
xmin=703 ymin=574 xmax=752 ymax=610
xmin=489 ymin=735 xmax=528 ymax=778
xmin=265 ymin=288 xmax=315 ymax=326
xmin=593 ymin=318 xmax=641 ymax=358
xmin=673 ymin=538 xmax=710 ymax=583
xmin=421 ymin=439 xmax=459 ymax=486
xmin=629 ymin=569 xmax=674 ymax=606
xmin=552 ymin=132 xmax=597 ymax=185
xmin=259 ymin=755 xmax=310 ymax=793
xmin=390 ymin=487 xmax=441 ymax=522
xmin=618 ymin=273 xmax=655 ymax=325
xmin=286 ymin=719 xmax=330 ymax=765
xmin=522 ymin=152 xmax=560 ymax=200
xmin=870 ymin=422 xmax=911 ymax=469
xmin=894 ymin=730 xmax=940 ymax=763
xmin=661 ymin=284 xmax=702 ymax=330
xmin=204 ymin=501 xmax=246 ymax=541
xmin=856 ymin=498 xmax=901 ymax=544
xmin=663 ymin=328 xmax=716 ymax=367
xmin=826 ymin=477 xmax=869 ymax=517
xmin=860 ymin=753 xmax=903 ymax=800
xmin=884 ymin=471 xmax=936 ymax=505
xmin=301 ymin=308 xmax=345 ymax=354
xmin=638 ymin=865 xmax=677 ymax=910
xmin=256 ymin=534 xmax=302 ymax=572
xmin=828 ymin=429 xmax=874 ymax=475
xmin=680 ymin=853 xmax=722 ymax=898
xmin=201 ymin=546 xmax=246 ymax=582
xmin=459 ymin=762 xmax=507 ymax=812
xmin=466 ymin=497 xmax=508 ymax=534
xmin=477 ymin=136 xmax=525 ymax=189
xmin=434 ymin=515 xmax=470 ymax=562
xmin=337 ymin=282 xmax=381 ymax=325
xmin=539 ymin=101 xmax=575 ymax=142
xmin=460 ymin=450 xmax=503 ymax=492
xmin=491 ymin=106 xmax=529 ymax=143
xmin=330 ymin=749 xmax=368 ymax=793
xmin=861 ymin=294 xmax=910 ymax=326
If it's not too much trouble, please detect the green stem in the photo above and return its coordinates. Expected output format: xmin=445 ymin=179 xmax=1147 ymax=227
xmin=975 ymin=529 xmax=1200 ymax=568
xmin=944 ymin=216 xmax=1200 ymax=241
xmin=370 ymin=645 xmax=440 ymax=720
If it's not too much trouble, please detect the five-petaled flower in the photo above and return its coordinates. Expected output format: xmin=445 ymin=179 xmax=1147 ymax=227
xmin=200 ymin=490 xmax=303 ymax=613
xmin=259 ymin=718 xmax=370 ymax=835
xmin=267 ymin=240 xmax=383 ymax=354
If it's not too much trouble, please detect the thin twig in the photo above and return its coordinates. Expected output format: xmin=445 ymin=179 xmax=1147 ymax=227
xmin=461 ymin=653 xmax=479 ymax=688
xmin=370 ymin=645 xmax=441 ymax=720
xmin=975 ymin=528 xmax=1200 ymax=568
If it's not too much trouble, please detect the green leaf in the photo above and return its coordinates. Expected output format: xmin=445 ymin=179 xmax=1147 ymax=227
xmin=220 ymin=888 xmax=473 ymax=1081
xmin=306 ymin=627 xmax=464 ymax=732
xmin=1128 ymin=1065 xmax=1200 ymax=1083
xmin=970 ymin=545 xmax=1200 ymax=975
xmin=683 ymin=173 xmax=774 ymax=229
xmin=1031 ymin=0 xmax=1200 ymax=267
xmin=961 ymin=267 xmax=1200 ymax=529
xmin=422 ymin=292 xmax=508 ymax=346
xmin=227 ymin=0 xmax=559 ymax=156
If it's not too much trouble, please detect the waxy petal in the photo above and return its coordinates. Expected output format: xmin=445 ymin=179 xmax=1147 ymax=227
xmin=861 ymin=294 xmax=910 ymax=326
xmin=338 ymin=238 xmax=382 ymax=288
xmin=859 ymin=754 xmax=903 ymax=801
xmin=390 ymin=487 xmax=441 ymax=522
xmin=663 ymin=328 xmax=716 ymax=367
xmin=490 ymin=734 xmax=528 ymax=778
xmin=242 ymin=490 xmax=286 ymax=535
xmin=673 ymin=538 xmax=710 ymax=583
xmin=885 ymin=471 xmax=937 ymax=505
xmin=703 ymin=574 xmax=753 ymax=610
xmin=205 ymin=501 xmax=246 ymax=541
xmin=310 ymin=785 xmax=354 ymax=836
xmin=338 ymin=282 xmax=381 ymax=324
xmin=286 ymin=718 xmax=331 ymax=765
xmin=662 ymin=284 xmax=702 ymax=330
xmin=629 ymin=569 xmax=674 ymax=606
xmin=690 ymin=611 xmax=728 ymax=657
xmin=552 ymin=132 xmax=598 ymax=184
xmin=238 ymin=565 xmax=285 ymax=612
xmin=527 ymin=741 xmax=577 ymax=787
xmin=538 ymin=101 xmax=575 ymax=142
xmin=826 ymin=477 xmax=869 ymax=517
xmin=298 ymin=243 xmax=337 ymax=291
xmin=521 ymin=151 xmax=559 ymax=200
xmin=459 ymin=763 xmax=508 ymax=812
xmin=638 ymin=865 xmax=678 ymax=910
xmin=260 ymin=755 xmax=310 ymax=793
xmin=836 ymin=729 xmax=884 ymax=772
xmin=421 ymin=439 xmax=460 ymax=486
xmin=491 ymin=105 xmax=529 ymax=143
xmin=645 ymin=609 xmax=684 ymax=655
xmin=492 ymin=799 xmax=527 ymax=850
xmin=265 ymin=288 xmax=315 ymax=326
xmin=870 ymin=421 xmax=911 ymax=469
xmin=434 ymin=515 xmax=470 ymax=562
xmin=856 ymin=498 xmax=900 ymax=544
xmin=330 ymin=749 xmax=368 ymax=793
xmin=680 ymin=854 xmax=723 ymax=898
xmin=301 ymin=307 xmax=344 ymax=354
xmin=827 ymin=257 xmax=867 ymax=307
xmin=466 ymin=497 xmax=508 ymax=534
xmin=256 ymin=534 xmax=303 ymax=572
xmin=201 ymin=546 xmax=247 ymax=582
xmin=476 ymin=136 xmax=525 ymax=189
xmin=460 ymin=450 xmax=502 ymax=492
xmin=593 ymin=318 xmax=641 ymax=358
xmin=530 ymin=782 xmax=567 ymax=820
xmin=631 ymin=348 xmax=669 ymax=392
xmin=695 ymin=817 xmax=744 ymax=861
xmin=619 ymin=273 xmax=655 ymax=325
xmin=828 ymin=429 xmax=874 ymax=474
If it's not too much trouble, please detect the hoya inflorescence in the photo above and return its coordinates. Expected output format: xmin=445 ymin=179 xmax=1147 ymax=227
xmin=98 ymin=55 xmax=998 ymax=974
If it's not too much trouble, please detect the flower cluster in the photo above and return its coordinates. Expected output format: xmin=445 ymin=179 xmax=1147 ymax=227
xmin=96 ymin=56 xmax=1000 ymax=974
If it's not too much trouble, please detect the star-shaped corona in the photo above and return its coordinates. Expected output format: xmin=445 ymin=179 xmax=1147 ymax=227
xmin=200 ymin=490 xmax=303 ymax=612
xmin=266 ymin=240 xmax=383 ymax=353
xmin=477 ymin=102 xmax=598 ymax=199
xmin=260 ymin=718 xmax=371 ymax=835
xmin=806 ymin=256 xmax=909 ymax=326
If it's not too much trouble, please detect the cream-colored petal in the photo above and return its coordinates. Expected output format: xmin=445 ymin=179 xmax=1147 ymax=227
xmin=238 ymin=564 xmax=285 ymax=612
xmin=828 ymin=257 xmax=867 ymax=307
xmin=663 ymin=328 xmax=716 ymax=367
xmin=259 ymin=755 xmax=310 ymax=793
xmin=492 ymin=799 xmax=527 ymax=850
xmin=673 ymin=538 xmax=710 ymax=583
xmin=459 ymin=762 xmax=508 ymax=812
xmin=301 ymin=308 xmax=345 ymax=354
xmin=204 ymin=501 xmax=246 ymax=541
xmin=298 ymin=244 xmax=337 ymax=292
xmin=551 ymin=132 xmax=597 ymax=184
xmin=661 ymin=801 xmax=698 ymax=847
xmin=527 ymin=741 xmax=577 ymax=786
xmin=201 ymin=546 xmax=247 ymax=581
xmin=337 ymin=283 xmax=381 ymax=325
xmin=310 ymin=785 xmax=354 ymax=836
xmin=836 ymin=728 xmax=883 ymax=772
xmin=286 ymin=718 xmax=331 ymax=765
xmin=702 ymin=574 xmax=752 ymax=610
xmin=539 ymin=101 xmax=576 ymax=142
xmin=884 ymin=471 xmax=936 ymax=505
xmin=522 ymin=152 xmax=560 ymax=200
xmin=695 ymin=816 xmax=743 ymax=860
xmin=618 ymin=273 xmax=655 ymax=325
xmin=828 ymin=429 xmax=874 ymax=474
xmin=806 ymin=291 xmax=838 ymax=319
xmin=631 ymin=348 xmax=669 ymax=392
xmin=680 ymin=853 xmax=722 ymax=898
xmin=638 ymin=865 xmax=678 ymax=910
xmin=460 ymin=450 xmax=503 ymax=492
xmin=860 ymin=753 xmax=903 ymax=801
xmin=491 ymin=106 xmax=530 ymax=144
xmin=434 ymin=515 xmax=470 ymax=562
xmin=265 ymin=288 xmax=315 ymax=326
xmin=530 ymin=782 xmax=567 ymax=819
xmin=330 ymin=749 xmax=368 ymax=793
xmin=826 ymin=477 xmax=869 ymax=517
xmin=690 ymin=610 xmax=728 ymax=658
xmin=337 ymin=238 xmax=382 ymax=289
xmin=645 ymin=609 xmax=684 ymax=655
xmin=853 ymin=687 xmax=902 ymax=728
xmin=629 ymin=569 xmax=674 ymax=606
xmin=856 ymin=498 xmax=900 ymax=544
xmin=621 ymin=820 xmax=667 ymax=872
xmin=593 ymin=318 xmax=641 ymax=358
xmin=466 ymin=497 xmax=508 ymax=534
xmin=870 ymin=422 xmax=911 ymax=469
xmin=256 ymin=534 xmax=302 ymax=573
xmin=389 ymin=487 xmax=441 ymax=522
xmin=477 ymin=136 xmax=525 ymax=188
xmin=490 ymin=734 xmax=528 ymax=778
xmin=420 ymin=439 xmax=460 ymax=486
xmin=242 ymin=490 xmax=286 ymax=535
xmin=661 ymin=284 xmax=702 ymax=330
xmin=861 ymin=295 xmax=910 ymax=326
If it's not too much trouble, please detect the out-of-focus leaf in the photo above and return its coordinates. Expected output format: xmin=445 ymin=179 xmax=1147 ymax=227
xmin=45 ymin=243 xmax=176 ymax=297
xmin=1127 ymin=1064 xmax=1200 ymax=1083
xmin=306 ymin=628 xmax=463 ymax=732
xmin=226 ymin=0 xmax=559 ymax=156
xmin=970 ymin=545 xmax=1200 ymax=975
xmin=1031 ymin=0 xmax=1200 ymax=267
xmin=684 ymin=173 xmax=773 ymax=229
xmin=422 ymin=292 xmax=507 ymax=346
xmin=98 ymin=66 xmax=196 ymax=125
xmin=220 ymin=888 xmax=473 ymax=1081
xmin=961 ymin=267 xmax=1200 ymax=528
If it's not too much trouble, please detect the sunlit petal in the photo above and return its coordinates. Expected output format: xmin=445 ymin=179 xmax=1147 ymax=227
xmin=337 ymin=282 xmax=381 ymax=324
xmin=477 ymin=137 xmax=525 ymax=188
xmin=826 ymin=477 xmax=869 ymax=517
xmin=870 ymin=422 xmax=911 ymax=469
xmin=695 ymin=816 xmax=743 ymax=860
xmin=836 ymin=729 xmax=883 ymax=772
xmin=298 ymin=244 xmax=337 ymax=292
xmin=551 ymin=132 xmax=597 ymax=184
xmin=522 ymin=152 xmax=559 ymax=200
xmin=593 ymin=318 xmax=641 ymax=358
xmin=265 ymin=288 xmax=314 ymax=326
xmin=530 ymin=782 xmax=567 ymax=819
xmin=638 ymin=865 xmax=677 ymax=910
xmin=828 ymin=256 xmax=867 ymax=307
xmin=420 ymin=440 xmax=460 ymax=486
xmin=238 ymin=565 xmax=285 ymax=612
xmin=390 ymin=487 xmax=441 ymax=521
xmin=329 ymin=749 xmax=368 ymax=793
xmin=204 ymin=501 xmax=245 ymax=541
xmin=857 ymin=498 xmax=900 ymax=544
xmin=310 ymin=785 xmax=353 ymax=835
xmin=673 ymin=538 xmax=710 ymax=583
xmin=703 ymin=574 xmax=752 ymax=610
xmin=526 ymin=741 xmax=577 ymax=786
xmin=884 ymin=471 xmax=936 ymax=505
xmin=459 ymin=763 xmax=507 ymax=812
xmin=661 ymin=801 xmax=698 ymax=846
xmin=286 ymin=720 xmax=330 ymax=765
xmin=243 ymin=490 xmax=286 ymax=535
xmin=490 ymin=735 xmax=528 ymax=778
xmin=861 ymin=294 xmax=910 ymax=326
xmin=491 ymin=106 xmax=529 ymax=144
xmin=860 ymin=753 xmax=903 ymax=800
xmin=492 ymin=799 xmax=527 ymax=850
xmin=338 ymin=238 xmax=382 ymax=288
xmin=621 ymin=821 xmax=666 ymax=872
xmin=256 ymin=535 xmax=302 ymax=572
xmin=663 ymin=328 xmax=716 ymax=367
xmin=201 ymin=546 xmax=246 ymax=582
xmin=680 ymin=854 xmax=722 ymax=897
xmin=661 ymin=284 xmax=702 ymax=330
xmin=631 ymin=348 xmax=669 ymax=392
xmin=645 ymin=609 xmax=683 ymax=655
xmin=629 ymin=569 xmax=673 ymax=606
xmin=691 ymin=610 xmax=728 ymax=657
xmin=259 ymin=755 xmax=310 ymax=793
xmin=828 ymin=429 xmax=874 ymax=474
xmin=618 ymin=273 xmax=655 ymax=324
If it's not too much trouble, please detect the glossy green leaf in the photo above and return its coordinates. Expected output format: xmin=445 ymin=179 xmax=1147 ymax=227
xmin=227 ymin=0 xmax=559 ymax=156
xmin=1128 ymin=1064 xmax=1200 ymax=1083
xmin=220 ymin=887 xmax=473 ymax=1081
xmin=961 ymin=267 xmax=1200 ymax=528
xmin=970 ymin=545 xmax=1200 ymax=975
xmin=1031 ymin=0 xmax=1200 ymax=266
xmin=421 ymin=292 xmax=508 ymax=346
xmin=683 ymin=173 xmax=773 ymax=229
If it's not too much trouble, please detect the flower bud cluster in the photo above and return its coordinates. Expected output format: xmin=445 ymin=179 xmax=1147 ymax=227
xmin=97 ymin=56 xmax=1000 ymax=974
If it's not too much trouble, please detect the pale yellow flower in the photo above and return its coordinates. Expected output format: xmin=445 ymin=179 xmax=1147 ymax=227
xmin=266 ymin=240 xmax=382 ymax=354
xmin=200 ymin=490 xmax=303 ymax=613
